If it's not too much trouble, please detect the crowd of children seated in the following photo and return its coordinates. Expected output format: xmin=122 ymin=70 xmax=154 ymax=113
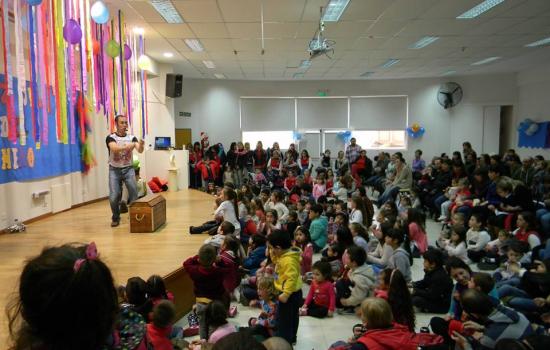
xmin=7 ymin=140 xmax=550 ymax=350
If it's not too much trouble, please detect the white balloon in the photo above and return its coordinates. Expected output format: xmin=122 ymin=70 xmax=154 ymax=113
xmin=91 ymin=1 xmax=109 ymax=24
xmin=138 ymin=55 xmax=152 ymax=71
xmin=525 ymin=123 xmax=539 ymax=136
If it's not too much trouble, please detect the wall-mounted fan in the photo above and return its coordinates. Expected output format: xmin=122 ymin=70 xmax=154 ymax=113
xmin=437 ymin=82 xmax=463 ymax=109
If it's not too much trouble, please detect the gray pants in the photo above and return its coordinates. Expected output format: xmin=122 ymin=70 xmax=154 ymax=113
xmin=195 ymin=302 xmax=210 ymax=340
xmin=109 ymin=166 xmax=138 ymax=222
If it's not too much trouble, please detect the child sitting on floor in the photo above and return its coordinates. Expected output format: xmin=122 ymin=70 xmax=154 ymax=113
xmin=243 ymin=234 xmax=267 ymax=276
xmin=249 ymin=276 xmax=278 ymax=339
xmin=336 ymin=246 xmax=375 ymax=314
xmin=190 ymin=301 xmax=237 ymax=350
xmin=146 ymin=300 xmax=181 ymax=350
xmin=293 ymin=226 xmax=313 ymax=277
xmin=300 ymin=261 xmax=336 ymax=318
xmin=183 ymin=244 xmax=229 ymax=340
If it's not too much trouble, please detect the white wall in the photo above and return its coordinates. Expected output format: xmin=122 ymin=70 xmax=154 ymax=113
xmin=174 ymin=74 xmax=518 ymax=161
xmin=0 ymin=62 xmax=175 ymax=229
xmin=513 ymin=62 xmax=550 ymax=158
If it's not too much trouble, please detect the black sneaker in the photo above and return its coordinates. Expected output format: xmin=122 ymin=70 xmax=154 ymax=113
xmin=111 ymin=220 xmax=120 ymax=227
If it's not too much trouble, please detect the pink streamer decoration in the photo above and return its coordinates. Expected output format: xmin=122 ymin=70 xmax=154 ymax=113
xmin=36 ymin=4 xmax=49 ymax=145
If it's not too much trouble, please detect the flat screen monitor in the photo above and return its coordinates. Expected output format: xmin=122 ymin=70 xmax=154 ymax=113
xmin=154 ymin=137 xmax=171 ymax=150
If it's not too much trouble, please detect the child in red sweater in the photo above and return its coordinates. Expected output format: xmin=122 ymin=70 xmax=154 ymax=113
xmin=183 ymin=244 xmax=229 ymax=340
xmin=300 ymin=261 xmax=336 ymax=318
xmin=147 ymin=300 xmax=180 ymax=350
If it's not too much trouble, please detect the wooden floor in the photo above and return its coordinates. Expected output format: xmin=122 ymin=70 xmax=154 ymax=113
xmin=0 ymin=189 xmax=215 ymax=346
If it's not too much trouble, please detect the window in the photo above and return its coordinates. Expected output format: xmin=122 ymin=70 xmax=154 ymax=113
xmin=352 ymin=130 xmax=406 ymax=150
xmin=242 ymin=131 xmax=295 ymax=150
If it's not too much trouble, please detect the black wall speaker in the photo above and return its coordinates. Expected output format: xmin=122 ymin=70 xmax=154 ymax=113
xmin=166 ymin=74 xmax=183 ymax=98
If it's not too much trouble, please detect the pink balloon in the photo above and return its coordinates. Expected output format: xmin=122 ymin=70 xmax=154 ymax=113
xmin=124 ymin=44 xmax=132 ymax=60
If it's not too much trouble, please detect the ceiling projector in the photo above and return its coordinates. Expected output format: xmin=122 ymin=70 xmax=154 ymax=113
xmin=308 ymin=37 xmax=334 ymax=59
xmin=307 ymin=10 xmax=335 ymax=60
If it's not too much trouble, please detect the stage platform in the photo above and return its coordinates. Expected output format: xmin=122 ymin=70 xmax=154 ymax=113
xmin=0 ymin=189 xmax=215 ymax=345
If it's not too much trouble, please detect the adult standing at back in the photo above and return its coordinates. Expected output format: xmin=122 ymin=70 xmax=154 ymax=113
xmin=106 ymin=115 xmax=144 ymax=227
xmin=345 ymin=137 xmax=362 ymax=166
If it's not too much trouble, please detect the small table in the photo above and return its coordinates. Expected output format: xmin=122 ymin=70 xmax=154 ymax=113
xmin=167 ymin=167 xmax=179 ymax=192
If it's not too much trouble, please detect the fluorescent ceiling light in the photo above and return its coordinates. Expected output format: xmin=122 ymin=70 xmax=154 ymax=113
xmin=184 ymin=39 xmax=204 ymax=52
xmin=214 ymin=73 xmax=226 ymax=79
xmin=381 ymin=59 xmax=400 ymax=68
xmin=202 ymin=60 xmax=216 ymax=69
xmin=471 ymin=56 xmax=501 ymax=65
xmin=299 ymin=60 xmax=311 ymax=69
xmin=525 ymin=37 xmax=550 ymax=47
xmin=150 ymin=0 xmax=184 ymax=24
xmin=322 ymin=0 xmax=351 ymax=22
xmin=457 ymin=0 xmax=505 ymax=19
xmin=293 ymin=72 xmax=304 ymax=78
xmin=441 ymin=70 xmax=456 ymax=76
xmin=409 ymin=36 xmax=439 ymax=49
xmin=360 ymin=71 xmax=374 ymax=77
xmin=133 ymin=27 xmax=145 ymax=35
xmin=163 ymin=52 xmax=173 ymax=58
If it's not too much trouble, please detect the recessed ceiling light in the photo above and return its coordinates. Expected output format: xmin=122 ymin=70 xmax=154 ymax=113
xmin=322 ymin=0 xmax=351 ymax=22
xmin=525 ymin=37 xmax=550 ymax=47
xmin=360 ymin=71 xmax=374 ymax=77
xmin=381 ymin=59 xmax=400 ymax=68
xmin=409 ymin=36 xmax=439 ymax=49
xmin=150 ymin=0 xmax=184 ymax=24
xmin=471 ymin=56 xmax=501 ymax=65
xmin=214 ymin=73 xmax=226 ymax=79
xmin=184 ymin=39 xmax=204 ymax=52
xmin=441 ymin=70 xmax=457 ymax=76
xmin=202 ymin=60 xmax=216 ymax=69
xmin=133 ymin=27 xmax=145 ymax=35
xmin=163 ymin=52 xmax=173 ymax=58
xmin=457 ymin=0 xmax=505 ymax=19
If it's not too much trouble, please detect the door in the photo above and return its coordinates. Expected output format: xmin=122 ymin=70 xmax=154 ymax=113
xmin=482 ymin=106 xmax=501 ymax=154
xmin=299 ymin=131 xmax=321 ymax=167
xmin=175 ymin=128 xmax=192 ymax=149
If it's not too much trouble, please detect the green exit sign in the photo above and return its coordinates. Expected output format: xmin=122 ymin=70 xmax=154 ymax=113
xmin=179 ymin=112 xmax=192 ymax=117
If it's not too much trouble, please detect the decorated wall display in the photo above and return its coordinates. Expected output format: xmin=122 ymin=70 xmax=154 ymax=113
xmin=517 ymin=118 xmax=550 ymax=149
xmin=0 ymin=0 xmax=149 ymax=184
xmin=406 ymin=123 xmax=425 ymax=138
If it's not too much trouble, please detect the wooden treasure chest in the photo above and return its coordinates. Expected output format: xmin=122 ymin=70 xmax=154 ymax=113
xmin=129 ymin=194 xmax=166 ymax=233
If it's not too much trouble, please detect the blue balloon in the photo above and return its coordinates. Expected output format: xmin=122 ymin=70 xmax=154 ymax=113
xmin=27 ymin=0 xmax=42 ymax=5
xmin=417 ymin=127 xmax=425 ymax=136
xmin=91 ymin=1 xmax=110 ymax=24
xmin=293 ymin=131 xmax=303 ymax=141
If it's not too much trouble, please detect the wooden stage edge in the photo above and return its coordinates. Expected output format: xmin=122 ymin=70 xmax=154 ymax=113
xmin=0 ymin=189 xmax=217 ymax=332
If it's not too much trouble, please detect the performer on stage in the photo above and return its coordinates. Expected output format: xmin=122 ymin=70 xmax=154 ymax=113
xmin=106 ymin=115 xmax=145 ymax=227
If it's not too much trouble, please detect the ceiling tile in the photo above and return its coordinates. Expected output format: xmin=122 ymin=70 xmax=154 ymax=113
xmin=263 ymin=0 xmax=306 ymax=22
xmin=188 ymin=23 xmax=229 ymax=38
xmin=153 ymin=24 xmax=195 ymax=39
xmin=419 ymin=0 xmax=484 ymax=19
xmin=340 ymin=0 xmax=396 ymax=21
xmin=501 ymin=18 xmax=550 ymax=35
xmin=173 ymin=0 xmax=223 ymax=22
xmin=226 ymin=23 xmax=262 ymax=38
xmin=380 ymin=0 xmax=440 ymax=20
xmin=218 ymin=0 xmax=260 ymax=22
xmin=324 ymin=21 xmax=374 ymax=38
xmin=128 ymin=1 xmax=165 ymax=23
xmin=467 ymin=18 xmax=526 ymax=35
xmin=232 ymin=39 xmax=262 ymax=51
xmin=200 ymin=39 xmax=234 ymax=51
xmin=264 ymin=22 xmax=300 ymax=38
xmin=365 ymin=20 xmax=407 ymax=37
